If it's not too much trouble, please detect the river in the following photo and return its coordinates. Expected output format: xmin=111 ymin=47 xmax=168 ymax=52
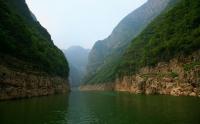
xmin=0 ymin=91 xmax=200 ymax=124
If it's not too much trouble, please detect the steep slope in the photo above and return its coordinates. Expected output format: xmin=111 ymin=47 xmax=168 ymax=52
xmin=114 ymin=0 xmax=200 ymax=96
xmin=118 ymin=0 xmax=200 ymax=76
xmin=85 ymin=0 xmax=174 ymax=84
xmin=81 ymin=0 xmax=200 ymax=97
xmin=63 ymin=46 xmax=90 ymax=87
xmin=0 ymin=0 xmax=70 ymax=100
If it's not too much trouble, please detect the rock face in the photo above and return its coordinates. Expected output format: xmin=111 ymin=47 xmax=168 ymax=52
xmin=81 ymin=52 xmax=200 ymax=97
xmin=0 ymin=65 xmax=69 ymax=100
xmin=81 ymin=0 xmax=200 ymax=97
xmin=115 ymin=52 xmax=200 ymax=96
xmin=85 ymin=0 xmax=174 ymax=83
xmin=63 ymin=46 xmax=90 ymax=87
xmin=79 ymin=83 xmax=114 ymax=91
xmin=0 ymin=0 xmax=70 ymax=100
xmin=113 ymin=0 xmax=200 ymax=97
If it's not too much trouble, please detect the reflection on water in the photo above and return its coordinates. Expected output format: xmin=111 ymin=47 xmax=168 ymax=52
xmin=0 ymin=94 xmax=69 ymax=124
xmin=0 ymin=91 xmax=200 ymax=124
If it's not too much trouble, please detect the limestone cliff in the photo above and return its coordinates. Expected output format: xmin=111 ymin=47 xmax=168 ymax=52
xmin=80 ymin=51 xmax=200 ymax=97
xmin=115 ymin=52 xmax=200 ymax=97
xmin=0 ymin=65 xmax=69 ymax=100
xmin=0 ymin=55 xmax=70 ymax=100
xmin=0 ymin=0 xmax=70 ymax=100
xmin=80 ymin=83 xmax=114 ymax=91
xmin=113 ymin=0 xmax=200 ymax=97
xmin=81 ymin=0 xmax=200 ymax=98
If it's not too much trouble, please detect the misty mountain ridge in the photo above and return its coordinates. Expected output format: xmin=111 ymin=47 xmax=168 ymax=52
xmin=84 ymin=0 xmax=174 ymax=84
xmin=63 ymin=46 xmax=90 ymax=87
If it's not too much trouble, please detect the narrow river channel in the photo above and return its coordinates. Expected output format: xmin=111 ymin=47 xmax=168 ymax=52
xmin=0 ymin=91 xmax=200 ymax=124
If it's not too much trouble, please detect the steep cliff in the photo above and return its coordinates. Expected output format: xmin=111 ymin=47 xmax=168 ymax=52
xmin=85 ymin=0 xmax=175 ymax=84
xmin=63 ymin=46 xmax=90 ymax=87
xmin=115 ymin=0 xmax=200 ymax=96
xmin=81 ymin=0 xmax=200 ymax=97
xmin=81 ymin=52 xmax=200 ymax=97
xmin=0 ymin=0 xmax=70 ymax=100
xmin=118 ymin=0 xmax=200 ymax=76
xmin=115 ymin=52 xmax=200 ymax=96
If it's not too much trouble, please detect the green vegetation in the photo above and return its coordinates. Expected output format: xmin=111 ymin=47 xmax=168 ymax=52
xmin=84 ymin=0 xmax=174 ymax=84
xmin=169 ymin=72 xmax=179 ymax=78
xmin=184 ymin=62 xmax=200 ymax=72
xmin=84 ymin=59 xmax=120 ymax=84
xmin=85 ymin=0 xmax=200 ymax=84
xmin=117 ymin=0 xmax=200 ymax=77
xmin=0 ymin=0 xmax=69 ymax=78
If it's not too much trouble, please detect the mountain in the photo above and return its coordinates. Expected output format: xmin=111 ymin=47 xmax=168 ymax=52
xmin=114 ymin=0 xmax=200 ymax=96
xmin=63 ymin=46 xmax=90 ymax=87
xmin=85 ymin=0 xmax=173 ymax=84
xmin=117 ymin=0 xmax=199 ymax=76
xmin=0 ymin=0 xmax=70 ymax=100
xmin=81 ymin=0 xmax=200 ymax=97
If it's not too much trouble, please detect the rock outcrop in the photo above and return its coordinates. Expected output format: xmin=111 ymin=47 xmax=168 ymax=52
xmin=81 ymin=52 xmax=200 ymax=97
xmin=0 ymin=65 xmax=69 ymax=100
xmin=79 ymin=83 xmax=114 ymax=91
xmin=115 ymin=53 xmax=200 ymax=97
xmin=0 ymin=0 xmax=70 ymax=100
xmin=81 ymin=0 xmax=200 ymax=97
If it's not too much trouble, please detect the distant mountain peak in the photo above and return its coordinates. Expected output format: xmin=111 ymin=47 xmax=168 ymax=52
xmin=63 ymin=46 xmax=90 ymax=87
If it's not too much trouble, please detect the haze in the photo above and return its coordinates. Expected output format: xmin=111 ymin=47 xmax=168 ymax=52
xmin=26 ymin=0 xmax=147 ymax=49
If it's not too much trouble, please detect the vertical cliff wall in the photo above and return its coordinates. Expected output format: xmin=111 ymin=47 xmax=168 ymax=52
xmin=115 ymin=52 xmax=200 ymax=97
xmin=81 ymin=0 xmax=200 ymax=97
xmin=0 ymin=0 xmax=70 ymax=100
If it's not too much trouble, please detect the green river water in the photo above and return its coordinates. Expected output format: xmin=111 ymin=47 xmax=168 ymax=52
xmin=0 ymin=91 xmax=200 ymax=124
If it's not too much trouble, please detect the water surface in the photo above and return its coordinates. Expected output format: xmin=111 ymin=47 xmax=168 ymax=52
xmin=0 ymin=91 xmax=200 ymax=124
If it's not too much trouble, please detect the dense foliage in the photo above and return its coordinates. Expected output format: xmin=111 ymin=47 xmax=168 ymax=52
xmin=84 ymin=0 xmax=176 ymax=84
xmin=0 ymin=0 xmax=69 ymax=78
xmin=117 ymin=0 xmax=200 ymax=76
xmin=84 ymin=57 xmax=120 ymax=84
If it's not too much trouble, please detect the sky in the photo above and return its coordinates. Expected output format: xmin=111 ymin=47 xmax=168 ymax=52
xmin=26 ymin=0 xmax=147 ymax=49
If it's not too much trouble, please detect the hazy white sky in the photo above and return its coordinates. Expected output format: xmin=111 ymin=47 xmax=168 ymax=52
xmin=26 ymin=0 xmax=147 ymax=49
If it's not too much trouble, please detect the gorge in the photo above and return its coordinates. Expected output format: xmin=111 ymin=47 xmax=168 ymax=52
xmin=81 ymin=0 xmax=200 ymax=97
xmin=63 ymin=46 xmax=90 ymax=87
xmin=0 ymin=0 xmax=200 ymax=124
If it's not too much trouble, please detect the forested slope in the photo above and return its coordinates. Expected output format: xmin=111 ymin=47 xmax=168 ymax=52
xmin=85 ymin=0 xmax=175 ymax=84
xmin=0 ymin=0 xmax=70 ymax=100
xmin=117 ymin=0 xmax=200 ymax=76
xmin=0 ymin=0 xmax=69 ymax=77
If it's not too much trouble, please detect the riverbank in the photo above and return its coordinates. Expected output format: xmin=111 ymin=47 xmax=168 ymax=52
xmin=79 ymin=83 xmax=114 ymax=91
xmin=81 ymin=52 xmax=200 ymax=97
xmin=0 ymin=64 xmax=70 ymax=100
xmin=80 ymin=83 xmax=200 ymax=97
